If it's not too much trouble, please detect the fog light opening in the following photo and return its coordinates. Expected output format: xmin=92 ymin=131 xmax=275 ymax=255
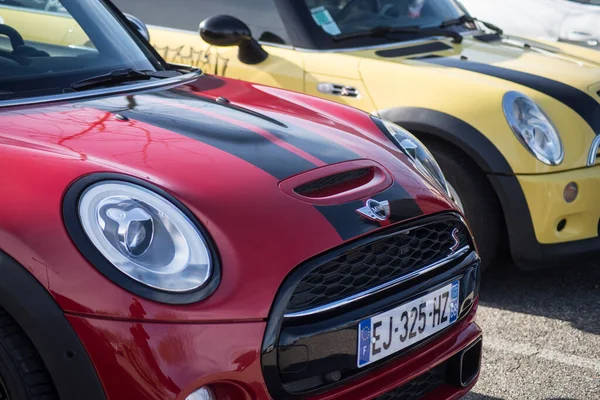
xmin=557 ymin=219 xmax=567 ymax=232
xmin=324 ymin=370 xmax=342 ymax=383
xmin=186 ymin=387 xmax=215 ymax=400
xmin=459 ymin=338 xmax=482 ymax=387
xmin=563 ymin=182 xmax=578 ymax=203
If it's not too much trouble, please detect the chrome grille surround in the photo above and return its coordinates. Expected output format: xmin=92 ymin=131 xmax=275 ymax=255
xmin=284 ymin=214 xmax=472 ymax=318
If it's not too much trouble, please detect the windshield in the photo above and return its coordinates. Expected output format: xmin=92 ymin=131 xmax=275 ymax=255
xmin=0 ymin=0 xmax=167 ymax=101
xmin=301 ymin=0 xmax=468 ymax=47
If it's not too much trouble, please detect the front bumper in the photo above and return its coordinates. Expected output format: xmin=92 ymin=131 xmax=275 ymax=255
xmin=490 ymin=165 xmax=600 ymax=269
xmin=66 ymin=306 xmax=481 ymax=400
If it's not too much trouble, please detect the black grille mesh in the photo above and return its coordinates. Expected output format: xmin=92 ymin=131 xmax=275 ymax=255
xmin=286 ymin=217 xmax=469 ymax=314
xmin=375 ymin=364 xmax=446 ymax=400
xmin=294 ymin=168 xmax=371 ymax=197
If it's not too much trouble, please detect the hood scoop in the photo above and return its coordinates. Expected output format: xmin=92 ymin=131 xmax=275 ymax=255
xmin=279 ymin=160 xmax=392 ymax=205
xmin=294 ymin=167 xmax=374 ymax=198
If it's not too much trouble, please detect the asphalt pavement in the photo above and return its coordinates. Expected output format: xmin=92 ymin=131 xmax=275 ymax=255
xmin=465 ymin=256 xmax=600 ymax=400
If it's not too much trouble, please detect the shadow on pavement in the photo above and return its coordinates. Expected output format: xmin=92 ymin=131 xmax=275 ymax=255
xmin=466 ymin=393 xmax=583 ymax=400
xmin=463 ymin=393 xmax=504 ymax=400
xmin=479 ymin=254 xmax=599 ymax=335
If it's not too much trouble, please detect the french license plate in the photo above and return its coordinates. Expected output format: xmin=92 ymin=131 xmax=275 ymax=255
xmin=357 ymin=280 xmax=460 ymax=368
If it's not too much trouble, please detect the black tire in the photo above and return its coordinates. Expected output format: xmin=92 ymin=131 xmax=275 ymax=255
xmin=0 ymin=310 xmax=57 ymax=400
xmin=427 ymin=142 xmax=505 ymax=270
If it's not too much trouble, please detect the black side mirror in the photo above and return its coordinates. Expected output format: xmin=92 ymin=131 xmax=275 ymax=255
xmin=125 ymin=13 xmax=150 ymax=42
xmin=199 ymin=15 xmax=268 ymax=65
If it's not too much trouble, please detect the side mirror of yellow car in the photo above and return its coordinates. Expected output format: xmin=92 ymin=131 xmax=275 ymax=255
xmin=199 ymin=15 xmax=268 ymax=65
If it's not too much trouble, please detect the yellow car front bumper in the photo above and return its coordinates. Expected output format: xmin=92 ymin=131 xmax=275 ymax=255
xmin=489 ymin=166 xmax=600 ymax=270
xmin=518 ymin=165 xmax=600 ymax=245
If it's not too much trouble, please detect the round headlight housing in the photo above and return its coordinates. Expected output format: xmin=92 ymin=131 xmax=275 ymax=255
xmin=375 ymin=117 xmax=450 ymax=195
xmin=64 ymin=175 xmax=219 ymax=304
xmin=503 ymin=91 xmax=563 ymax=165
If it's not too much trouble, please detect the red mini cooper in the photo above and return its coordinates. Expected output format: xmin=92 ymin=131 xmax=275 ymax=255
xmin=0 ymin=1 xmax=481 ymax=399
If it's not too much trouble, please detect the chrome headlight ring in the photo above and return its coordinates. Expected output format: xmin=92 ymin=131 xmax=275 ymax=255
xmin=503 ymin=91 xmax=564 ymax=166
xmin=63 ymin=173 xmax=220 ymax=305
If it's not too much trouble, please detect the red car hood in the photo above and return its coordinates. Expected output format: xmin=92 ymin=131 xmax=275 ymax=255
xmin=0 ymin=75 xmax=456 ymax=321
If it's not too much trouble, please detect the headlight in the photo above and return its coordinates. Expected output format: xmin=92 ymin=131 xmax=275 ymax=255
xmin=503 ymin=91 xmax=563 ymax=165
xmin=374 ymin=117 xmax=450 ymax=195
xmin=64 ymin=175 xmax=219 ymax=304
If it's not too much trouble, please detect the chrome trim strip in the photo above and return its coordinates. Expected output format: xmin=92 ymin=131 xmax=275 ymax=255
xmin=294 ymin=37 xmax=449 ymax=53
xmin=284 ymin=244 xmax=471 ymax=318
xmin=147 ymin=24 xmax=197 ymax=35
xmin=147 ymin=24 xmax=296 ymax=50
xmin=145 ymin=25 xmax=475 ymax=54
xmin=587 ymin=135 xmax=600 ymax=166
xmin=259 ymin=42 xmax=296 ymax=50
xmin=294 ymin=31 xmax=477 ymax=53
xmin=0 ymin=68 xmax=202 ymax=109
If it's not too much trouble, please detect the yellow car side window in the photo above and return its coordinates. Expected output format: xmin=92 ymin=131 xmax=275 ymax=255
xmin=0 ymin=1 xmax=94 ymax=50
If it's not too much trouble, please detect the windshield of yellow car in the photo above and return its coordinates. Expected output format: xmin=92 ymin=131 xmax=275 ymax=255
xmin=302 ymin=0 xmax=468 ymax=44
xmin=0 ymin=0 xmax=169 ymax=101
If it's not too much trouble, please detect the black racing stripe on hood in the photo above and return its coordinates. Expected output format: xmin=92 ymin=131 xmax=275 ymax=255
xmin=417 ymin=56 xmax=600 ymax=134
xmin=93 ymin=95 xmax=317 ymax=180
xmin=166 ymin=89 xmax=362 ymax=165
xmin=87 ymin=94 xmax=417 ymax=243
xmin=316 ymin=183 xmax=423 ymax=241
xmin=376 ymin=42 xmax=452 ymax=58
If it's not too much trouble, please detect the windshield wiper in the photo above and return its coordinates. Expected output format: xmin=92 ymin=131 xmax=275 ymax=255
xmin=440 ymin=15 xmax=503 ymax=35
xmin=333 ymin=25 xmax=463 ymax=43
xmin=71 ymin=68 xmax=178 ymax=91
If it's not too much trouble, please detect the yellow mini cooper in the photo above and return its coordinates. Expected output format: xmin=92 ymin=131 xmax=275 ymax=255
xmin=114 ymin=0 xmax=600 ymax=270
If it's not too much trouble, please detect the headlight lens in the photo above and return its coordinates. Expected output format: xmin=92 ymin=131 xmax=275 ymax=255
xmin=376 ymin=118 xmax=450 ymax=195
xmin=78 ymin=181 xmax=212 ymax=293
xmin=503 ymin=91 xmax=563 ymax=165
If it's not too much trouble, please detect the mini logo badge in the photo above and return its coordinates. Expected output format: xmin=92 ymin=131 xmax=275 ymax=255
xmin=450 ymin=228 xmax=460 ymax=252
xmin=356 ymin=199 xmax=391 ymax=222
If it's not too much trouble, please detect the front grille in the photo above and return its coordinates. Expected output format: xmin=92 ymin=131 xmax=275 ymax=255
xmin=375 ymin=363 xmax=446 ymax=400
xmin=261 ymin=213 xmax=480 ymax=399
xmin=286 ymin=217 xmax=470 ymax=314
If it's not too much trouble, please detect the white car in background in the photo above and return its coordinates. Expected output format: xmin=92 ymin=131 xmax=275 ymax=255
xmin=458 ymin=0 xmax=600 ymax=48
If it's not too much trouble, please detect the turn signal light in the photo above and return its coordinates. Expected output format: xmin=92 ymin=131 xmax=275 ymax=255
xmin=563 ymin=182 xmax=578 ymax=203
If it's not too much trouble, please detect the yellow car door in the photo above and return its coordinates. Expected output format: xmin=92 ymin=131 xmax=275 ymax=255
xmin=301 ymin=50 xmax=378 ymax=113
xmin=115 ymin=0 xmax=304 ymax=92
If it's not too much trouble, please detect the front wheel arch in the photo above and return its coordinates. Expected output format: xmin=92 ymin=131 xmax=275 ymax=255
xmin=0 ymin=250 xmax=105 ymax=400
xmin=378 ymin=107 xmax=513 ymax=174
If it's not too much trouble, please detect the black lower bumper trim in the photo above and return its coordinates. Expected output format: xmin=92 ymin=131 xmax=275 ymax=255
xmin=375 ymin=362 xmax=445 ymax=400
xmin=376 ymin=336 xmax=482 ymax=400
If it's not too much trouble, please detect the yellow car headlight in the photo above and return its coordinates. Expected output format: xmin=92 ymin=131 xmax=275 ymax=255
xmin=503 ymin=91 xmax=564 ymax=165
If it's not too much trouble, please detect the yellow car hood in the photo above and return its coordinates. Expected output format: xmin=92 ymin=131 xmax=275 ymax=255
xmin=353 ymin=35 xmax=600 ymax=172
xmin=356 ymin=35 xmax=600 ymax=100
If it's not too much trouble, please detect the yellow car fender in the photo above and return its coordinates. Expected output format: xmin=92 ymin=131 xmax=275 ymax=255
xmin=356 ymin=47 xmax=594 ymax=174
